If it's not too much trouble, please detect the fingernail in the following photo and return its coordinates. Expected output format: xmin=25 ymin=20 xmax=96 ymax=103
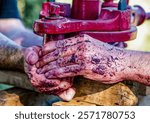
xmin=66 ymin=88 xmax=76 ymax=101
xmin=27 ymin=52 xmax=39 ymax=65
xmin=60 ymin=88 xmax=76 ymax=101
xmin=39 ymin=50 xmax=42 ymax=57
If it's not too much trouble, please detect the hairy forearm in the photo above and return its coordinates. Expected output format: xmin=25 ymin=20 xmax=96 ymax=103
xmin=0 ymin=33 xmax=24 ymax=71
xmin=91 ymin=43 xmax=150 ymax=85
xmin=0 ymin=70 xmax=34 ymax=90
xmin=121 ymin=50 xmax=150 ymax=85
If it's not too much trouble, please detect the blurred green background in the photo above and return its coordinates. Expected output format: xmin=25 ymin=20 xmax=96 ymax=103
xmin=18 ymin=0 xmax=71 ymax=28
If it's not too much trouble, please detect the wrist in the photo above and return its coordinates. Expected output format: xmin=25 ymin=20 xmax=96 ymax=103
xmin=120 ymin=50 xmax=150 ymax=85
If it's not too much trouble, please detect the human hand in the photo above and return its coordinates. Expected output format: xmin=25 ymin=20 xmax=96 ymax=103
xmin=36 ymin=34 xmax=126 ymax=84
xmin=23 ymin=46 xmax=75 ymax=101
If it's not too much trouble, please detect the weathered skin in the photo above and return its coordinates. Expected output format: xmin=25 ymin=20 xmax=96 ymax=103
xmin=37 ymin=34 xmax=150 ymax=86
xmin=24 ymin=47 xmax=75 ymax=101
xmin=0 ymin=33 xmax=24 ymax=71
xmin=1 ymin=32 xmax=150 ymax=101
xmin=0 ymin=33 xmax=75 ymax=101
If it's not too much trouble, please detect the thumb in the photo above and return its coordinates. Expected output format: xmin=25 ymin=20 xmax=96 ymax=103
xmin=58 ymin=88 xmax=76 ymax=101
xmin=24 ymin=46 xmax=41 ymax=65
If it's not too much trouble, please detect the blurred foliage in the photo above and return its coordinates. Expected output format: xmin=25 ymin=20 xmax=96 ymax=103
xmin=18 ymin=0 xmax=45 ymax=28
xmin=18 ymin=0 xmax=72 ymax=28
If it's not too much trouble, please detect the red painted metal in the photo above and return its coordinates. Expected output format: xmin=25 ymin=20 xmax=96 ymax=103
xmin=80 ymin=26 xmax=137 ymax=42
xmin=71 ymin=0 xmax=100 ymax=20
xmin=146 ymin=13 xmax=150 ymax=20
xmin=102 ymin=0 xmax=117 ymax=7
xmin=33 ymin=0 xmax=149 ymax=43
xmin=131 ymin=5 xmax=150 ymax=26
xmin=34 ymin=9 xmax=131 ymax=34
xmin=40 ymin=2 xmax=71 ymax=19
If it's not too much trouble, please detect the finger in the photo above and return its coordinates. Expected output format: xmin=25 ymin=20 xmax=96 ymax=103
xmin=41 ymin=35 xmax=85 ymax=56
xmin=58 ymin=88 xmax=76 ymax=101
xmin=36 ymin=43 xmax=83 ymax=68
xmin=45 ymin=65 xmax=84 ymax=79
xmin=37 ymin=81 xmax=72 ymax=95
xmin=41 ymin=41 xmax=56 ymax=56
xmin=38 ymin=79 xmax=61 ymax=87
xmin=37 ymin=54 xmax=83 ymax=74
xmin=24 ymin=46 xmax=41 ymax=65
xmin=36 ymin=61 xmax=57 ymax=74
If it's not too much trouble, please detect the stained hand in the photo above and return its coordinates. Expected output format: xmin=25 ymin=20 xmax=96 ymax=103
xmin=37 ymin=35 xmax=125 ymax=84
xmin=24 ymin=46 xmax=75 ymax=101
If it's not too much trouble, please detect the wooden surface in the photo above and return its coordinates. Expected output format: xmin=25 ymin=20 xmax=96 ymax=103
xmin=0 ymin=87 xmax=59 ymax=106
xmin=53 ymin=78 xmax=138 ymax=106
xmin=0 ymin=70 xmax=138 ymax=106
xmin=53 ymin=100 xmax=96 ymax=106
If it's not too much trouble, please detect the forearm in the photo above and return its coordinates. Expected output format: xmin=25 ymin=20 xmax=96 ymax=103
xmin=0 ymin=70 xmax=34 ymax=90
xmin=0 ymin=19 xmax=43 ymax=47
xmin=0 ymin=33 xmax=24 ymax=71
xmin=116 ymin=49 xmax=150 ymax=85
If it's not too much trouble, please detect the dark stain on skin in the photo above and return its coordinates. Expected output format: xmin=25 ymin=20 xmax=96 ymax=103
xmin=64 ymin=65 xmax=82 ymax=74
xmin=85 ymin=40 xmax=91 ymax=43
xmin=53 ymin=50 xmax=59 ymax=57
xmin=120 ymin=68 xmax=125 ymax=71
xmin=92 ymin=65 xmax=107 ymax=75
xmin=109 ymin=72 xmax=115 ymax=77
xmin=146 ymin=77 xmax=150 ymax=83
xmin=107 ymin=63 xmax=112 ymax=67
xmin=91 ymin=56 xmax=100 ymax=64
xmin=70 ymin=54 xmax=77 ymax=63
xmin=107 ymin=47 xmax=114 ymax=51
xmin=114 ymin=57 xmax=119 ymax=60
xmin=136 ymin=74 xmax=143 ymax=79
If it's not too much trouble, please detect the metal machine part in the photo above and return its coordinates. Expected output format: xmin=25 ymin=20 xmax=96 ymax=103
xmin=33 ymin=0 xmax=149 ymax=43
